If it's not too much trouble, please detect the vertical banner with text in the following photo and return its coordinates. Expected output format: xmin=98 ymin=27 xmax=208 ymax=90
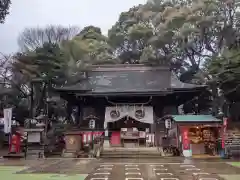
xmin=182 ymin=128 xmax=190 ymax=150
xmin=4 ymin=108 xmax=12 ymax=133
xmin=222 ymin=117 xmax=228 ymax=149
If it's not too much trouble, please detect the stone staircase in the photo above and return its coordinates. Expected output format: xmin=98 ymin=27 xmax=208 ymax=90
xmin=100 ymin=147 xmax=163 ymax=158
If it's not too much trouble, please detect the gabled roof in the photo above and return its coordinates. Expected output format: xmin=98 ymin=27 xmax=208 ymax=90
xmin=55 ymin=64 xmax=206 ymax=96
xmin=171 ymin=73 xmax=205 ymax=90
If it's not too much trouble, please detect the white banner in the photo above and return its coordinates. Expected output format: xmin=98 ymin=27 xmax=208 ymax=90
xmin=0 ymin=118 xmax=4 ymax=124
xmin=104 ymin=105 xmax=153 ymax=128
xmin=4 ymin=108 xmax=12 ymax=133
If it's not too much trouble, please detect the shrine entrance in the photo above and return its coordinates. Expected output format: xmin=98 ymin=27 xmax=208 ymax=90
xmin=104 ymin=105 xmax=154 ymax=147
xmin=107 ymin=116 xmax=151 ymax=147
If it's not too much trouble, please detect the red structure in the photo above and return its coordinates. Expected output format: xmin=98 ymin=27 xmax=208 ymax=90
xmin=182 ymin=128 xmax=190 ymax=150
xmin=110 ymin=132 xmax=121 ymax=146
xmin=222 ymin=117 xmax=228 ymax=148
xmin=9 ymin=132 xmax=21 ymax=153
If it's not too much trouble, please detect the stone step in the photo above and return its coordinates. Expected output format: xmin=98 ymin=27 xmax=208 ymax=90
xmin=101 ymin=149 xmax=162 ymax=158
xmin=101 ymin=154 xmax=162 ymax=158
xmin=103 ymin=147 xmax=159 ymax=151
xmin=101 ymin=151 xmax=161 ymax=155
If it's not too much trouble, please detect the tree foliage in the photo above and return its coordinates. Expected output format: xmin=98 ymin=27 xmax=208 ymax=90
xmin=108 ymin=5 xmax=156 ymax=64
xmin=109 ymin=0 xmax=240 ymax=81
xmin=15 ymin=25 xmax=118 ymax=84
xmin=0 ymin=0 xmax=11 ymax=23
xmin=207 ymin=49 xmax=240 ymax=101
xmin=108 ymin=0 xmax=240 ymax=116
xmin=14 ymin=43 xmax=67 ymax=83
xmin=62 ymin=25 xmax=118 ymax=67
xmin=13 ymin=25 xmax=120 ymax=117
xmin=6 ymin=0 xmax=240 ymax=120
xmin=0 ymin=53 xmax=29 ymax=123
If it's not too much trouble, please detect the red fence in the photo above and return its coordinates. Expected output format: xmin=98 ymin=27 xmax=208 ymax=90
xmin=80 ymin=131 xmax=156 ymax=146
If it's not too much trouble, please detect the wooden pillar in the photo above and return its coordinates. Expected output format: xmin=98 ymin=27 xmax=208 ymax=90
xmin=77 ymin=101 xmax=82 ymax=125
xmin=30 ymin=81 xmax=34 ymax=118
xmin=66 ymin=101 xmax=73 ymax=123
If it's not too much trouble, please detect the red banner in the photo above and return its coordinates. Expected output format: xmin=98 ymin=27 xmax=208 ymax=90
xmin=182 ymin=128 xmax=190 ymax=150
xmin=222 ymin=118 xmax=228 ymax=148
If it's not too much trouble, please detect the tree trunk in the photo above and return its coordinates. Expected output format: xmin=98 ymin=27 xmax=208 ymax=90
xmin=210 ymin=81 xmax=219 ymax=116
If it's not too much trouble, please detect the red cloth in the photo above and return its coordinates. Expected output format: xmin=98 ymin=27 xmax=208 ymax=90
xmin=182 ymin=128 xmax=190 ymax=150
xmin=9 ymin=133 xmax=21 ymax=153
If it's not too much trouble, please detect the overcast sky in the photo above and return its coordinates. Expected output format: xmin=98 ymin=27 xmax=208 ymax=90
xmin=0 ymin=0 xmax=147 ymax=54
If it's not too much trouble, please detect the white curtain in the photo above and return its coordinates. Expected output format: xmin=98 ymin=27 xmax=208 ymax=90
xmin=104 ymin=106 xmax=153 ymax=128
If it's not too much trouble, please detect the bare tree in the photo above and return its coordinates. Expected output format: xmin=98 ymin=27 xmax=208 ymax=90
xmin=0 ymin=53 xmax=13 ymax=84
xmin=0 ymin=53 xmax=30 ymax=96
xmin=18 ymin=25 xmax=80 ymax=51
xmin=0 ymin=0 xmax=11 ymax=23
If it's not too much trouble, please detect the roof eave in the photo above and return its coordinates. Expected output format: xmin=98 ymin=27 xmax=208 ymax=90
xmin=171 ymin=85 xmax=207 ymax=91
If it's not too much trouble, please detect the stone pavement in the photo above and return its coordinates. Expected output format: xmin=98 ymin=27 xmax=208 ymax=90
xmin=0 ymin=158 xmax=239 ymax=180
xmin=0 ymin=166 xmax=87 ymax=180
xmin=85 ymin=162 xmax=227 ymax=180
xmin=14 ymin=158 xmax=99 ymax=174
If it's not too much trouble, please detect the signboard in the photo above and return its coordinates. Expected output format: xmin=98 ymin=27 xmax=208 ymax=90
xmin=121 ymin=128 xmax=127 ymax=132
xmin=89 ymin=119 xmax=95 ymax=129
xmin=165 ymin=119 xmax=171 ymax=129
xmin=28 ymin=132 xmax=41 ymax=143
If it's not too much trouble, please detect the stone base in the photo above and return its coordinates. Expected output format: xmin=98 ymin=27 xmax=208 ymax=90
xmin=183 ymin=150 xmax=192 ymax=157
xmin=123 ymin=142 xmax=137 ymax=148
xmin=62 ymin=152 xmax=76 ymax=158
xmin=103 ymin=140 xmax=110 ymax=148
xmin=61 ymin=149 xmax=78 ymax=158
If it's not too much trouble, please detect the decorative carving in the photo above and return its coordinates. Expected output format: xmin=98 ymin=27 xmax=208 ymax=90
xmin=135 ymin=109 xmax=145 ymax=119
xmin=69 ymin=138 xmax=74 ymax=144
xmin=110 ymin=110 xmax=120 ymax=119
xmin=105 ymin=106 xmax=153 ymax=124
